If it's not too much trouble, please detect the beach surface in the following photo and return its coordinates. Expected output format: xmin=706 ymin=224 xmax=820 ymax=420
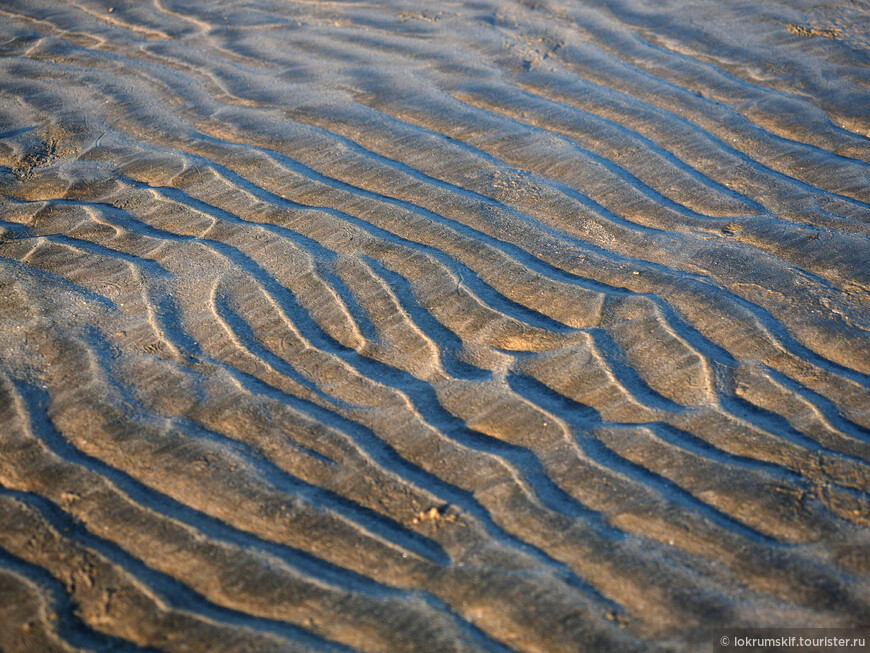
xmin=1 ymin=0 xmax=869 ymax=650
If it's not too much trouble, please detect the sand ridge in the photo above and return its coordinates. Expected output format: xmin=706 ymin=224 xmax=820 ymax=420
xmin=0 ymin=0 xmax=869 ymax=651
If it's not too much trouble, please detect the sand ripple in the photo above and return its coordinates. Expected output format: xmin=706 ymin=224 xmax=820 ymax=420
xmin=0 ymin=0 xmax=869 ymax=650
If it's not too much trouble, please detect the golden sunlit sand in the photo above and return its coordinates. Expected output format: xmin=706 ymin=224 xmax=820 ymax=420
xmin=0 ymin=0 xmax=869 ymax=650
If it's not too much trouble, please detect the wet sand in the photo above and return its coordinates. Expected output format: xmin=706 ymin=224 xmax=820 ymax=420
xmin=0 ymin=0 xmax=869 ymax=651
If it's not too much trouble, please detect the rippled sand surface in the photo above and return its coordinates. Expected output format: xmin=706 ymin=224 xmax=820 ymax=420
xmin=1 ymin=1 xmax=869 ymax=650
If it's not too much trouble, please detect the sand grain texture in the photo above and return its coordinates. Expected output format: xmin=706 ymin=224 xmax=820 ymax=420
xmin=0 ymin=0 xmax=869 ymax=651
